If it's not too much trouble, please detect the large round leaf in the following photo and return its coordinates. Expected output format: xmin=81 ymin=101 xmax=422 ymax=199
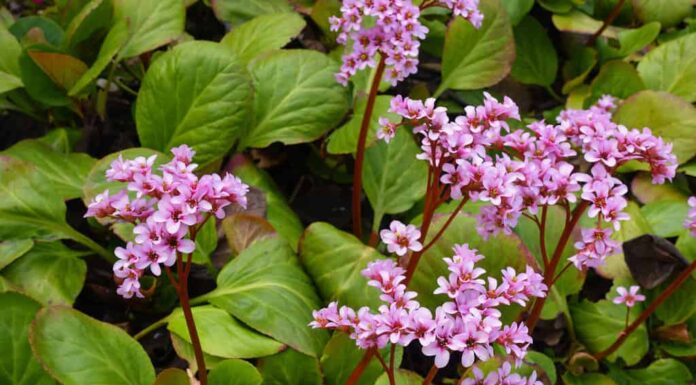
xmin=136 ymin=41 xmax=252 ymax=166
xmin=167 ymin=305 xmax=284 ymax=359
xmin=257 ymin=349 xmax=323 ymax=385
xmin=570 ymin=300 xmax=648 ymax=365
xmin=209 ymin=359 xmax=263 ymax=385
xmin=113 ymin=0 xmax=185 ymax=59
xmin=609 ymin=358 xmax=692 ymax=385
xmin=511 ymin=15 xmax=558 ymax=86
xmin=631 ymin=0 xmax=692 ymax=28
xmin=614 ymin=90 xmax=696 ymax=164
xmin=201 ymin=238 xmax=328 ymax=357
xmin=435 ymin=0 xmax=514 ymax=96
xmin=299 ymin=222 xmax=383 ymax=310
xmin=212 ymin=0 xmax=292 ymax=26
xmin=0 ymin=239 xmax=33 ymax=270
xmin=589 ymin=60 xmax=645 ymax=104
xmin=221 ymin=12 xmax=306 ymax=64
xmin=363 ymin=128 xmax=427 ymax=229
xmin=3 ymin=241 xmax=87 ymax=306
xmin=637 ymin=33 xmax=696 ymax=103
xmin=30 ymin=306 xmax=155 ymax=385
xmin=0 ymin=292 xmax=54 ymax=385
xmin=3 ymin=139 xmax=95 ymax=200
xmin=240 ymin=49 xmax=349 ymax=149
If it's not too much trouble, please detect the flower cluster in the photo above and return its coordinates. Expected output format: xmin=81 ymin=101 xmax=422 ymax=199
xmin=686 ymin=197 xmax=696 ymax=237
xmin=612 ymin=285 xmax=645 ymax=308
xmin=378 ymin=94 xmax=677 ymax=271
xmin=85 ymin=145 xmax=249 ymax=298
xmin=310 ymin=244 xmax=546 ymax=377
xmin=330 ymin=0 xmax=481 ymax=85
xmin=462 ymin=363 xmax=543 ymax=385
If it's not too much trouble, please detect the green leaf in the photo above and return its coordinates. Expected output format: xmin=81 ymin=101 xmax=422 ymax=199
xmin=299 ymin=222 xmax=383 ymax=310
xmin=609 ymin=358 xmax=692 ymax=385
xmin=321 ymin=333 xmax=402 ymax=385
xmin=631 ymin=0 xmax=692 ymax=29
xmin=538 ymin=0 xmax=574 ymax=13
xmin=241 ymin=49 xmax=349 ymax=149
xmin=614 ymin=90 xmax=696 ymax=164
xmin=0 ymin=157 xmax=81 ymax=241
xmin=203 ymin=238 xmax=329 ymax=357
xmin=3 ymin=241 xmax=87 ymax=305
xmin=511 ymin=15 xmax=558 ymax=86
xmin=209 ymin=359 xmax=263 ymax=385
xmin=27 ymin=50 xmax=88 ymax=91
xmin=570 ymin=300 xmax=649 ymax=365
xmin=326 ymin=95 xmax=396 ymax=155
xmin=167 ymin=305 xmax=284 ymax=359
xmin=63 ymin=0 xmax=113 ymax=51
xmin=221 ymin=13 xmax=305 ymax=64
xmin=153 ymin=368 xmax=189 ymax=385
xmin=589 ymin=60 xmax=645 ymax=104
xmin=500 ymin=0 xmax=534 ymax=25
xmin=0 ymin=239 xmax=33 ymax=270
xmin=375 ymin=370 xmax=423 ymax=385
xmin=562 ymin=46 xmax=597 ymax=94
xmin=0 ymin=292 xmax=55 ymax=385
xmin=524 ymin=351 xmax=557 ymax=384
xmin=411 ymin=213 xmax=530 ymax=314
xmin=170 ymin=334 xmax=226 ymax=373
xmin=113 ymin=0 xmax=185 ymax=59
xmin=598 ymin=22 xmax=661 ymax=62
xmin=653 ymin=277 xmax=696 ymax=325
xmin=631 ymin=172 xmax=689 ymax=204
xmin=257 ymin=349 xmax=323 ymax=385
xmin=516 ymin=206 xmax=586 ymax=321
xmin=18 ymin=48 xmax=72 ymax=106
xmin=552 ymin=11 xmax=621 ymax=39
xmin=563 ymin=373 xmax=617 ymax=385
xmin=0 ymin=28 xmax=23 ymax=94
xmin=3 ymin=139 xmax=95 ymax=200
xmin=436 ymin=0 xmax=514 ymax=96
xmin=363 ymin=128 xmax=427 ymax=229
xmin=9 ymin=16 xmax=64 ymax=46
xmin=212 ymin=0 xmax=292 ymax=26
xmin=230 ymin=156 xmax=304 ymax=250
xmin=69 ymin=21 xmax=128 ymax=96
xmin=30 ymin=306 xmax=155 ymax=385
xmin=136 ymin=41 xmax=252 ymax=166
xmin=637 ymin=33 xmax=696 ymax=103
xmin=641 ymin=199 xmax=689 ymax=238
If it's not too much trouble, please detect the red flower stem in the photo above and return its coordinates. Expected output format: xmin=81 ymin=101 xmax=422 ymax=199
xmin=389 ymin=344 xmax=396 ymax=375
xmin=374 ymin=348 xmax=396 ymax=385
xmin=421 ymin=364 xmax=438 ymax=385
xmin=352 ymin=57 xmax=387 ymax=239
xmin=344 ymin=350 xmax=375 ymax=385
xmin=540 ymin=205 xmax=549 ymax=267
xmin=587 ymin=0 xmax=626 ymax=46
xmin=595 ymin=259 xmax=696 ymax=361
xmin=525 ymin=201 xmax=589 ymax=332
xmin=420 ymin=196 xmax=469 ymax=253
xmin=549 ymin=261 xmax=573 ymax=287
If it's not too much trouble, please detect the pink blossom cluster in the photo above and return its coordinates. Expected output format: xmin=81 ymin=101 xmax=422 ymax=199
xmin=462 ymin=363 xmax=543 ymax=385
xmin=378 ymin=94 xmax=677 ymax=270
xmin=686 ymin=197 xmax=696 ymax=237
xmin=612 ymin=285 xmax=645 ymax=308
xmin=84 ymin=145 xmax=248 ymax=298
xmin=329 ymin=0 xmax=481 ymax=85
xmin=310 ymin=244 xmax=546 ymax=377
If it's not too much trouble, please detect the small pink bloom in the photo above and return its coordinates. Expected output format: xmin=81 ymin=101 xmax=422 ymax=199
xmin=613 ymin=285 xmax=645 ymax=307
xmin=380 ymin=220 xmax=423 ymax=256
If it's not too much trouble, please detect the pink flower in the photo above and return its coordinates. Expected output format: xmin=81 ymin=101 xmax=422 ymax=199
xmin=613 ymin=285 xmax=645 ymax=307
xmin=380 ymin=220 xmax=423 ymax=256
xmin=685 ymin=197 xmax=696 ymax=236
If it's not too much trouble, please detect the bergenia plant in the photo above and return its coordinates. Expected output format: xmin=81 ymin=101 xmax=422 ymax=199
xmin=85 ymin=145 xmax=248 ymax=384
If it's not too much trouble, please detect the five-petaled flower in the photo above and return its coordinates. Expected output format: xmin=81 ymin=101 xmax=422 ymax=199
xmin=613 ymin=285 xmax=646 ymax=308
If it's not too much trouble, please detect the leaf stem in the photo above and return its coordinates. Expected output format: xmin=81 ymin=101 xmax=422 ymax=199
xmin=587 ymin=0 xmax=626 ymax=46
xmin=594 ymin=260 xmax=696 ymax=360
xmin=352 ymin=57 xmax=387 ymax=239
xmin=374 ymin=347 xmax=396 ymax=385
xmin=540 ymin=205 xmax=549 ymax=267
xmin=134 ymin=315 xmax=169 ymax=340
xmin=65 ymin=227 xmax=113 ymax=261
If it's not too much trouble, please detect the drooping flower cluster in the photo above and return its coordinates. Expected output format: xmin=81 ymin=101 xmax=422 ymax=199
xmin=378 ymin=94 xmax=677 ymax=271
xmin=686 ymin=197 xmax=696 ymax=237
xmin=85 ymin=145 xmax=249 ymax=298
xmin=612 ymin=285 xmax=645 ymax=308
xmin=330 ymin=0 xmax=481 ymax=85
xmin=310 ymin=244 xmax=546 ymax=377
